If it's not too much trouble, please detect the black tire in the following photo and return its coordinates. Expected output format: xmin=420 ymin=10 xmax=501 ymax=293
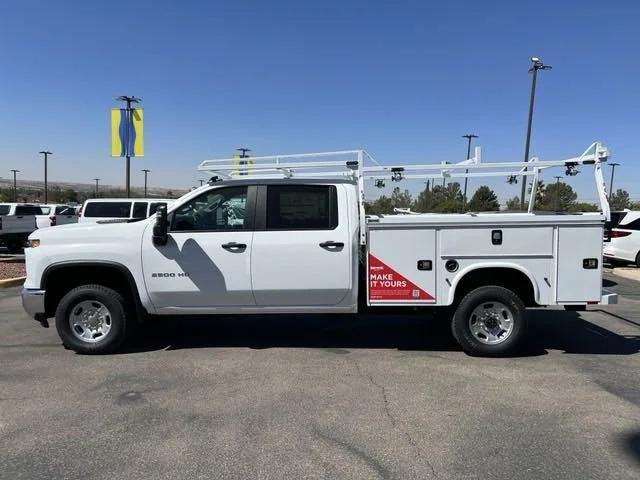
xmin=635 ymin=251 xmax=640 ymax=268
xmin=451 ymin=286 xmax=527 ymax=356
xmin=55 ymin=285 xmax=130 ymax=354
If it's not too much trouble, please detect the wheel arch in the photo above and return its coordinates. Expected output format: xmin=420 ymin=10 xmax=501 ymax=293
xmin=41 ymin=261 xmax=146 ymax=319
xmin=448 ymin=263 xmax=540 ymax=307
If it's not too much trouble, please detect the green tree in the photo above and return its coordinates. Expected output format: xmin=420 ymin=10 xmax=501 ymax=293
xmin=505 ymin=196 xmax=521 ymax=210
xmin=570 ymin=202 xmax=598 ymax=212
xmin=609 ymin=189 xmax=630 ymax=210
xmin=536 ymin=181 xmax=577 ymax=211
xmin=390 ymin=187 xmax=412 ymax=209
xmin=0 ymin=188 xmax=11 ymax=202
xmin=468 ymin=185 xmax=500 ymax=212
xmin=364 ymin=195 xmax=394 ymax=215
xmin=413 ymin=186 xmax=437 ymax=212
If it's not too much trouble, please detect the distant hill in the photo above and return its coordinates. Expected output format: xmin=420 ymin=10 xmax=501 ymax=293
xmin=0 ymin=178 xmax=188 ymax=203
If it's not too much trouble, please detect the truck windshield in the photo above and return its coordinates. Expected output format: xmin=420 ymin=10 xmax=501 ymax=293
xmin=84 ymin=202 xmax=132 ymax=218
xmin=0 ymin=205 xmax=10 ymax=215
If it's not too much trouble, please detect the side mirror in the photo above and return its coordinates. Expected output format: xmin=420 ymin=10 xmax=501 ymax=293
xmin=152 ymin=206 xmax=169 ymax=246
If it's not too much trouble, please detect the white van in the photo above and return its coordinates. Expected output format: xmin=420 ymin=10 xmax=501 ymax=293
xmin=79 ymin=199 xmax=173 ymax=223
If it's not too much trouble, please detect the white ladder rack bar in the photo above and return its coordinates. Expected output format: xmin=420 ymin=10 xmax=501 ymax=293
xmin=196 ymin=142 xmax=611 ymax=244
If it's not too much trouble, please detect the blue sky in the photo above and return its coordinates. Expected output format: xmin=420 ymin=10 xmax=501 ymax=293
xmin=1 ymin=0 xmax=638 ymax=203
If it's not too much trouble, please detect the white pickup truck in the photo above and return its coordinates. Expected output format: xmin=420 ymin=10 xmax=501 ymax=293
xmin=21 ymin=142 xmax=616 ymax=355
xmin=0 ymin=203 xmax=41 ymax=252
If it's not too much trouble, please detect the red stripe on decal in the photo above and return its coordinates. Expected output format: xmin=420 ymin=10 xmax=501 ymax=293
xmin=368 ymin=254 xmax=434 ymax=301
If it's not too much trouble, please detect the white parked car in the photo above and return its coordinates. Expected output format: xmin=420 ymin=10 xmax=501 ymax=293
xmin=79 ymin=199 xmax=173 ymax=223
xmin=603 ymin=210 xmax=640 ymax=267
xmin=21 ymin=142 xmax=616 ymax=356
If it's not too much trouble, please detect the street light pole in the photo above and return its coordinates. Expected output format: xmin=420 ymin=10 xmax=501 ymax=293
xmin=608 ymin=162 xmax=620 ymax=200
xmin=93 ymin=178 xmax=100 ymax=198
xmin=10 ymin=170 xmax=19 ymax=202
xmin=554 ymin=176 xmax=562 ymax=211
xmin=116 ymin=95 xmax=141 ymax=197
xmin=462 ymin=134 xmax=478 ymax=206
xmin=38 ymin=151 xmax=52 ymax=203
xmin=199 ymin=179 xmax=205 ymax=186
xmin=141 ymin=169 xmax=150 ymax=198
xmin=521 ymin=57 xmax=552 ymax=209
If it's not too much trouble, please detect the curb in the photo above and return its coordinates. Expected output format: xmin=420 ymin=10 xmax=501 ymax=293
xmin=0 ymin=276 xmax=26 ymax=288
xmin=610 ymin=268 xmax=640 ymax=284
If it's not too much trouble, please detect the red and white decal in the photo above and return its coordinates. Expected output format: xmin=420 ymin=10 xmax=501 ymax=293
xmin=368 ymin=254 xmax=434 ymax=301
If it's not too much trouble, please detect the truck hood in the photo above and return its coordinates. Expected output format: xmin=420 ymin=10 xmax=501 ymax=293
xmin=29 ymin=218 xmax=151 ymax=244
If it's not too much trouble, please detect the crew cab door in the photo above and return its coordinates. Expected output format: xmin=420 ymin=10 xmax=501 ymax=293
xmin=251 ymin=184 xmax=352 ymax=306
xmin=141 ymin=185 xmax=256 ymax=311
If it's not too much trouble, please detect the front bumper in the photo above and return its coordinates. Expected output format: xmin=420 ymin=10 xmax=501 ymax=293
xmin=21 ymin=288 xmax=46 ymax=320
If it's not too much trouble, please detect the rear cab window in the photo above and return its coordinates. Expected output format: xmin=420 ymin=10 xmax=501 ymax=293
xmin=266 ymin=185 xmax=338 ymax=230
xmin=84 ymin=202 xmax=132 ymax=218
xmin=0 ymin=205 xmax=10 ymax=215
xmin=15 ymin=205 xmax=44 ymax=215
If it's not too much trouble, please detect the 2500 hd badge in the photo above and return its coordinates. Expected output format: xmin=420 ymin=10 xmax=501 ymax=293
xmin=151 ymin=272 xmax=190 ymax=278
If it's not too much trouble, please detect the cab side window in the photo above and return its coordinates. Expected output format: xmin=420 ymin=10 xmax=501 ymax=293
xmin=266 ymin=185 xmax=337 ymax=230
xmin=172 ymin=186 xmax=248 ymax=231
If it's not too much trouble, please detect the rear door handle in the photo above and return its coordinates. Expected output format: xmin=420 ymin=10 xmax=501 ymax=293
xmin=319 ymin=241 xmax=344 ymax=248
xmin=222 ymin=242 xmax=247 ymax=250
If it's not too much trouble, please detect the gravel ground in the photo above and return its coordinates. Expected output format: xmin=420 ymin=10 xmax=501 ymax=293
xmin=0 ymin=260 xmax=26 ymax=280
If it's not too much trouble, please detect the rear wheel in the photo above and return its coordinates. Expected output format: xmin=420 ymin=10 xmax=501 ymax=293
xmin=55 ymin=285 xmax=130 ymax=354
xmin=635 ymin=251 xmax=640 ymax=268
xmin=451 ymin=286 xmax=527 ymax=356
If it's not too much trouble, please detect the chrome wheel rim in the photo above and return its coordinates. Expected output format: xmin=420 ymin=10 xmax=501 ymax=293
xmin=68 ymin=300 xmax=112 ymax=343
xmin=468 ymin=301 xmax=514 ymax=345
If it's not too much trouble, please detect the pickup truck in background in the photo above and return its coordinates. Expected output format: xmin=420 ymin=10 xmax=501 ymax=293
xmin=0 ymin=203 xmax=41 ymax=252
xmin=36 ymin=204 xmax=79 ymax=229
xmin=20 ymin=142 xmax=617 ymax=356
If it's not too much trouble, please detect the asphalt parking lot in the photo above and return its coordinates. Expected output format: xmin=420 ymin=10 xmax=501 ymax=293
xmin=1 ymin=275 xmax=639 ymax=479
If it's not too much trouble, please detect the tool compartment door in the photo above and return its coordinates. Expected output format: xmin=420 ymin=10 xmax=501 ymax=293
xmin=556 ymin=225 xmax=603 ymax=303
xmin=367 ymin=227 xmax=436 ymax=305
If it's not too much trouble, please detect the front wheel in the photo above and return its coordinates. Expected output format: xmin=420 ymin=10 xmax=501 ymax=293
xmin=451 ymin=286 xmax=527 ymax=356
xmin=55 ymin=285 xmax=130 ymax=354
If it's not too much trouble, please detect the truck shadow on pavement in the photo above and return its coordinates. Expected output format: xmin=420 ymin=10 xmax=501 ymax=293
xmin=122 ymin=309 xmax=640 ymax=357
xmin=622 ymin=431 xmax=640 ymax=467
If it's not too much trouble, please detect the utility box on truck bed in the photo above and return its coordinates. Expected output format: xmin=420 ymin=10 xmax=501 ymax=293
xmin=367 ymin=214 xmax=605 ymax=308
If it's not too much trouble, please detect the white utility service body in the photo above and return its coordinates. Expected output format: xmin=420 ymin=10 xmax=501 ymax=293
xmin=21 ymin=142 xmax=617 ymax=355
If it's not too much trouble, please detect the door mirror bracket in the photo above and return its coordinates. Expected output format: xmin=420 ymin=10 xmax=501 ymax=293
xmin=152 ymin=206 xmax=169 ymax=246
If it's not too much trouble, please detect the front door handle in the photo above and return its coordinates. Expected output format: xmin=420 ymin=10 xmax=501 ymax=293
xmin=222 ymin=242 xmax=247 ymax=250
xmin=319 ymin=241 xmax=344 ymax=248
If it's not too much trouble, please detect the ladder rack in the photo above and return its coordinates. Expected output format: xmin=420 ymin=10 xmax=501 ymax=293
xmin=197 ymin=142 xmax=611 ymax=244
